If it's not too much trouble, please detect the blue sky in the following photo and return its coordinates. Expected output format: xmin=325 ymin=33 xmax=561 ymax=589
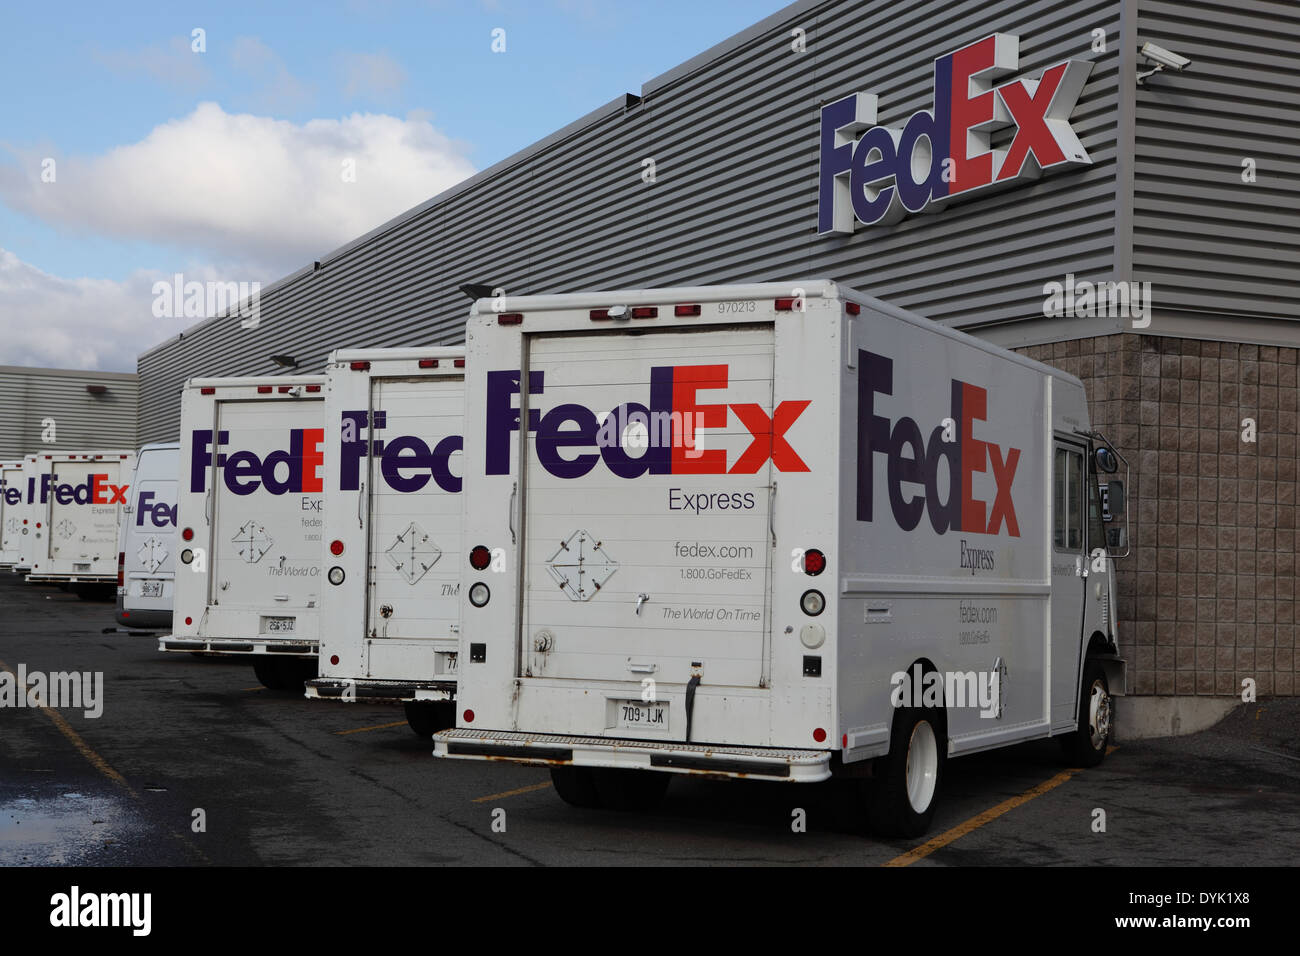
xmin=0 ymin=0 xmax=788 ymax=369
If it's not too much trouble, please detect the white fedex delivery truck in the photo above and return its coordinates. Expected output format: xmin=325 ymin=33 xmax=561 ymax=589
xmin=433 ymin=282 xmax=1129 ymax=836
xmin=0 ymin=459 xmax=27 ymax=569
xmin=24 ymin=451 xmax=137 ymax=592
xmin=116 ymin=442 xmax=180 ymax=628
xmin=305 ymin=348 xmax=465 ymax=737
xmin=160 ymin=377 xmax=327 ymax=690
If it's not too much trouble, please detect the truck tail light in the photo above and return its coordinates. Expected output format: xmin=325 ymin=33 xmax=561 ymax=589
xmin=497 ymin=313 xmax=523 ymax=325
xmin=182 ymin=527 xmax=194 ymax=541
xmin=674 ymin=304 xmax=701 ymax=317
xmin=330 ymin=540 xmax=344 ymax=556
xmin=185 ymin=617 xmax=193 ymax=626
xmin=463 ymin=709 xmax=475 ymax=723
xmin=454 ymin=359 xmax=465 ymax=368
xmin=350 ymin=361 xmax=371 ymax=371
xmin=802 ymin=548 xmax=826 ymax=575
xmin=117 ymin=551 xmax=125 ymax=587
xmin=846 ymin=302 xmax=861 ymax=315
xmin=775 ymin=297 xmax=796 ymax=311
xmin=469 ymin=545 xmax=491 ymax=570
xmin=419 ymin=359 xmax=439 ymax=369
xmin=631 ymin=306 xmax=657 ymax=319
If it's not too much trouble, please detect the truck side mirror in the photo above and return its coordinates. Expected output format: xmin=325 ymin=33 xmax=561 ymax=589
xmin=1107 ymin=527 xmax=1127 ymax=549
xmin=1096 ymin=446 xmax=1119 ymax=474
xmin=1105 ymin=480 xmax=1125 ymax=515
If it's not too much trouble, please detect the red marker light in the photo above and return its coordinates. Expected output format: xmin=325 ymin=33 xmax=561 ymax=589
xmin=842 ymin=733 xmax=848 ymax=748
xmin=185 ymin=617 xmax=193 ymax=626
xmin=330 ymin=540 xmax=344 ymax=556
xmin=182 ymin=527 xmax=194 ymax=541
xmin=277 ymin=386 xmax=291 ymax=393
xmin=418 ymin=359 xmax=439 ymax=369
xmin=453 ymin=359 xmax=465 ymax=368
xmin=257 ymin=386 xmax=272 ymax=394
xmin=802 ymin=549 xmax=826 ymax=576
xmin=350 ymin=361 xmax=371 ymax=371
xmin=497 ymin=313 xmax=523 ymax=325
xmin=463 ymin=709 xmax=475 ymax=723
xmin=631 ymin=306 xmax=657 ymax=319
xmin=200 ymin=387 xmax=216 ymax=395
xmin=469 ymin=545 xmax=492 ymax=570
xmin=813 ymin=728 xmax=827 ymax=743
xmin=330 ymin=655 xmax=340 ymax=666
xmin=775 ymin=297 xmax=796 ymax=311
xmin=305 ymin=385 xmax=321 ymax=393
xmin=674 ymin=304 xmax=701 ymax=317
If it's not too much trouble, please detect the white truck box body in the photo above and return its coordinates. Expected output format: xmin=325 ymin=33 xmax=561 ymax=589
xmin=306 ymin=348 xmax=465 ymax=706
xmin=25 ymin=451 xmax=136 ymax=582
xmin=11 ymin=455 xmax=40 ymax=572
xmin=161 ymin=377 xmax=326 ymax=658
xmin=116 ymin=442 xmax=180 ymax=628
xmin=0 ymin=459 xmax=26 ymax=568
xmin=434 ymin=282 xmax=1124 ymax=786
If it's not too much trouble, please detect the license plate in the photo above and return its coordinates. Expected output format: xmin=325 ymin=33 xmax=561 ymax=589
xmin=264 ymin=617 xmax=295 ymax=633
xmin=616 ymin=701 xmax=667 ymax=730
xmin=140 ymin=580 xmax=164 ymax=597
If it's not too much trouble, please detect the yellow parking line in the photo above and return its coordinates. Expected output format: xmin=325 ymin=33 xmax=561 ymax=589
xmin=472 ymin=781 xmax=553 ymax=803
xmin=241 ymin=685 xmax=267 ymax=692
xmin=334 ymin=720 xmax=408 ymax=736
xmin=884 ymin=745 xmax=1120 ymax=867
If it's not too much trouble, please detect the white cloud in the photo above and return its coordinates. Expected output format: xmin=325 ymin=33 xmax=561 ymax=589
xmin=340 ymin=51 xmax=408 ymax=100
xmin=0 ymin=102 xmax=477 ymax=274
xmin=0 ymin=250 xmax=199 ymax=371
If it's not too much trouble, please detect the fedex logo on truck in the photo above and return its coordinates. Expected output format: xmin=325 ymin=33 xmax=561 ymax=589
xmin=189 ymin=429 xmax=324 ymax=496
xmin=338 ymin=410 xmax=463 ymax=494
xmin=857 ymin=349 xmax=1020 ymax=536
xmin=135 ymin=491 xmax=177 ymax=527
xmin=485 ymin=366 xmax=810 ymax=478
xmin=33 ymin=474 xmax=129 ymax=506
xmin=818 ymin=33 xmax=1093 ymax=232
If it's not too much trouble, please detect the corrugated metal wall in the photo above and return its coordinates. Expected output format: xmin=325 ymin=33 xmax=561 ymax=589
xmin=138 ymin=0 xmax=1122 ymax=441
xmin=1134 ymin=0 xmax=1300 ymax=333
xmin=0 ymin=367 xmax=138 ymax=458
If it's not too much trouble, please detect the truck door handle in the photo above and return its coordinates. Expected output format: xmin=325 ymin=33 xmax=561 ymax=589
xmin=636 ymin=593 xmax=649 ymax=615
xmin=509 ymin=482 xmax=517 ymax=545
xmin=357 ymin=481 xmax=365 ymax=529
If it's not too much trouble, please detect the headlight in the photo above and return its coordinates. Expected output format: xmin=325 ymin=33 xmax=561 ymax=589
xmin=800 ymin=589 xmax=825 ymax=616
xmin=328 ymin=566 xmax=345 ymax=585
xmin=468 ymin=582 xmax=490 ymax=608
xmin=180 ymin=549 xmax=194 ymax=564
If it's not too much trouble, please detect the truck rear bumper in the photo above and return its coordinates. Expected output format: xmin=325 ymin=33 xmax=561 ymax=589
xmin=432 ymin=728 xmax=831 ymax=782
xmin=305 ymin=678 xmax=455 ymax=703
xmin=157 ymin=635 xmax=317 ymax=657
xmin=25 ymin=574 xmax=113 ymax=583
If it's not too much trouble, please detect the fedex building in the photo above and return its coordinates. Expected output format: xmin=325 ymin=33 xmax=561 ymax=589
xmin=138 ymin=0 xmax=1300 ymax=716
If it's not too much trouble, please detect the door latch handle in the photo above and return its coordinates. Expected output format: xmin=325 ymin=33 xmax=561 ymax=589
xmin=636 ymin=593 xmax=649 ymax=615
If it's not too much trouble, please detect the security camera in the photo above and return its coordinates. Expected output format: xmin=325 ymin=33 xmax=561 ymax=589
xmin=1138 ymin=42 xmax=1191 ymax=83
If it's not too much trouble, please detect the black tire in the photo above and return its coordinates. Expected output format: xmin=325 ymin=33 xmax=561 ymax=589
xmin=252 ymin=658 xmax=290 ymax=690
xmin=1060 ymin=660 xmax=1112 ymax=768
xmin=404 ymin=700 xmax=454 ymax=738
xmin=550 ymin=766 xmax=602 ymax=809
xmin=868 ymin=706 xmax=946 ymax=838
xmin=591 ymin=768 xmax=670 ymax=812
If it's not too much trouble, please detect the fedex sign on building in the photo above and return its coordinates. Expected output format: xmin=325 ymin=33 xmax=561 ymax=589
xmin=818 ymin=34 xmax=1094 ymax=232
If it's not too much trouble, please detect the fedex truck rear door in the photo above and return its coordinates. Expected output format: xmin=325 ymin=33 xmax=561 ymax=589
xmin=42 ymin=452 xmax=133 ymax=580
xmin=520 ymin=326 xmax=776 ymax=693
xmin=0 ymin=461 xmax=25 ymax=566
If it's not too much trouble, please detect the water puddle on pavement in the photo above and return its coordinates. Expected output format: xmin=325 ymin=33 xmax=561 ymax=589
xmin=0 ymin=790 xmax=146 ymax=865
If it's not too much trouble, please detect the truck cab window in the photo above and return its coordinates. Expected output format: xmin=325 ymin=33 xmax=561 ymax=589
xmin=1053 ymin=446 xmax=1084 ymax=552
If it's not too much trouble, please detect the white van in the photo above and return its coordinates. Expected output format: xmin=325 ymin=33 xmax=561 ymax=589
xmin=160 ymin=377 xmax=327 ymax=690
xmin=24 ymin=450 xmax=136 ymax=588
xmin=116 ymin=442 xmax=180 ymax=628
xmin=0 ymin=458 xmax=27 ymax=569
xmin=433 ymin=282 xmax=1129 ymax=835
xmin=304 ymin=348 xmax=465 ymax=736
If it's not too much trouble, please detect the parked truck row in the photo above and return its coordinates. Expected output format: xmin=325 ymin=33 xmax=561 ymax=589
xmin=1 ymin=282 xmax=1130 ymax=836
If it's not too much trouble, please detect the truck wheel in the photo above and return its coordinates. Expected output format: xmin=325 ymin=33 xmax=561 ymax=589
xmin=549 ymin=767 xmax=602 ymax=809
xmin=591 ymin=768 xmax=670 ymax=812
xmin=404 ymin=701 xmax=454 ymax=738
xmin=868 ymin=707 xmax=946 ymax=838
xmin=252 ymin=658 xmax=290 ymax=690
xmin=1060 ymin=660 xmax=1112 ymax=768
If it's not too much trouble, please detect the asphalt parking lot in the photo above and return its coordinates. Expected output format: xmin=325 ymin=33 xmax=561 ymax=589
xmin=1 ymin=571 xmax=1297 ymax=867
